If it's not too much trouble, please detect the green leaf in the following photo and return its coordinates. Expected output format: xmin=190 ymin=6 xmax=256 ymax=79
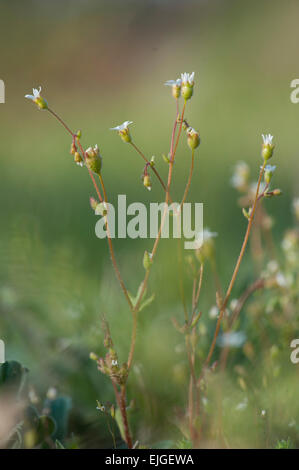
xmin=128 ymin=282 xmax=154 ymax=312
xmin=55 ymin=439 xmax=65 ymax=449
xmin=139 ymin=293 xmax=155 ymax=312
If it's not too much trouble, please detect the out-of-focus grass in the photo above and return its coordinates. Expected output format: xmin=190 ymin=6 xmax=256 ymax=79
xmin=1 ymin=0 xmax=299 ymax=447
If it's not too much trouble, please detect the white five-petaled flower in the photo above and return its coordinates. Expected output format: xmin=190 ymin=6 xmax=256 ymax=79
xmin=164 ymin=78 xmax=182 ymax=87
xmin=262 ymin=134 xmax=274 ymax=145
xmin=110 ymin=121 xmax=133 ymax=132
xmin=25 ymin=86 xmax=42 ymax=101
xmin=218 ymin=331 xmax=246 ymax=348
xmin=181 ymin=72 xmax=195 ymax=85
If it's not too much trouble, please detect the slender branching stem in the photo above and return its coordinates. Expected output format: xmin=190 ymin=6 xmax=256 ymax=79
xmin=130 ymin=142 xmax=173 ymax=200
xmin=220 ymin=278 xmax=265 ymax=371
xmin=180 ymin=150 xmax=195 ymax=209
xmin=47 ymin=108 xmax=104 ymax=202
xmin=198 ymin=160 xmax=267 ymax=381
xmin=98 ymin=173 xmax=133 ymax=311
xmin=47 ymin=106 xmax=134 ymax=447
xmin=126 ymin=101 xmax=186 ymax=370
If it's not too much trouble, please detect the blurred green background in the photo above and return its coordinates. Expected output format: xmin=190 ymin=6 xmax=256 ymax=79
xmin=1 ymin=0 xmax=299 ymax=448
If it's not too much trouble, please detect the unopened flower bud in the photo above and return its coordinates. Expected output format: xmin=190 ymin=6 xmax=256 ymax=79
xmin=89 ymin=352 xmax=98 ymax=361
xmin=261 ymin=134 xmax=274 ymax=161
xmin=74 ymin=151 xmax=84 ymax=167
xmin=187 ymin=127 xmax=200 ymax=150
xmin=264 ymin=164 xmax=276 ymax=184
xmin=70 ymin=142 xmax=76 ymax=155
xmin=143 ymin=250 xmax=152 ymax=270
xmin=273 ymin=189 xmax=282 ymax=196
xmin=143 ymin=174 xmax=152 ymax=191
xmin=85 ymin=145 xmax=102 ymax=175
xmin=90 ymin=197 xmax=99 ymax=212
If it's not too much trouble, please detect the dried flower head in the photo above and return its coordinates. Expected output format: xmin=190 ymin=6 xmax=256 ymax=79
xmin=85 ymin=144 xmax=102 ymax=175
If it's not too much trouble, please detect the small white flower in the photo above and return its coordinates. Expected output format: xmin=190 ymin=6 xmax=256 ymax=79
xmin=111 ymin=359 xmax=118 ymax=366
xmin=236 ymin=397 xmax=248 ymax=411
xmin=25 ymin=86 xmax=42 ymax=101
xmin=202 ymin=397 xmax=208 ymax=407
xmin=110 ymin=121 xmax=133 ymax=132
xmin=209 ymin=306 xmax=219 ymax=319
xmin=165 ymin=78 xmax=182 ymax=87
xmin=218 ymin=331 xmax=246 ymax=348
xmin=276 ymin=272 xmax=288 ymax=287
xmin=231 ymin=161 xmax=250 ymax=190
xmin=230 ymin=299 xmax=239 ymax=311
xmin=262 ymin=134 xmax=274 ymax=145
xmin=261 ymin=409 xmax=266 ymax=417
xmin=267 ymin=260 xmax=279 ymax=273
xmin=181 ymin=72 xmax=195 ymax=85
